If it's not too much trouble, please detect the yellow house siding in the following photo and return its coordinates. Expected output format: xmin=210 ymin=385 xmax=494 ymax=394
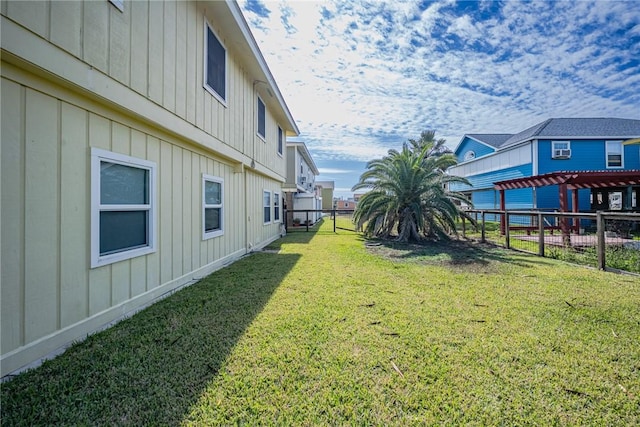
xmin=59 ymin=103 xmax=90 ymax=328
xmin=2 ymin=2 xmax=289 ymax=180
xmin=130 ymin=0 xmax=149 ymax=96
xmin=148 ymin=0 xmax=164 ymax=104
xmin=0 ymin=69 xmax=255 ymax=374
xmin=5 ymin=0 xmax=48 ymax=39
xmin=163 ymin=0 xmax=177 ymax=113
xmin=109 ymin=2 xmax=131 ymax=87
xmin=1 ymin=78 xmax=25 ymax=355
xmin=24 ymin=89 xmax=60 ymax=343
xmin=50 ymin=1 xmax=82 ymax=58
xmin=83 ymin=0 xmax=109 ymax=72
xmin=1 ymin=0 xmax=296 ymax=376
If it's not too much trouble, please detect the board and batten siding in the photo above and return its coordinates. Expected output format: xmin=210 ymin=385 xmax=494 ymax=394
xmin=1 ymin=0 xmax=294 ymax=376
xmin=0 ymin=69 xmax=265 ymax=376
xmin=1 ymin=0 xmax=287 ymax=180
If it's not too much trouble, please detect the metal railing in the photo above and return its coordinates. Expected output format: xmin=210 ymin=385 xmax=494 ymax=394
xmin=284 ymin=209 xmax=356 ymax=233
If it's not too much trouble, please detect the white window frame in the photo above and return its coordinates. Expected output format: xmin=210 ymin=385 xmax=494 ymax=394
xmin=91 ymin=148 xmax=157 ymax=268
xmin=274 ymin=192 xmax=281 ymax=222
xmin=202 ymin=174 xmax=224 ymax=240
xmin=263 ymin=190 xmax=271 ymax=224
xmin=109 ymin=0 xmax=124 ymax=12
xmin=257 ymin=96 xmax=266 ymax=140
xmin=277 ymin=126 xmax=283 ymax=156
xmin=605 ymin=140 xmax=623 ymax=168
xmin=204 ymin=19 xmax=227 ymax=106
xmin=551 ymin=141 xmax=571 ymax=159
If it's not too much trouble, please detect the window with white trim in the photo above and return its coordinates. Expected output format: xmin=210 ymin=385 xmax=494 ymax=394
xmin=257 ymin=97 xmax=266 ymax=139
xmin=203 ymin=175 xmax=224 ymax=239
xmin=274 ymin=192 xmax=281 ymax=222
xmin=204 ymin=21 xmax=226 ymax=103
xmin=109 ymin=0 xmax=124 ymax=12
xmin=606 ymin=140 xmax=623 ymax=168
xmin=277 ymin=126 xmax=283 ymax=156
xmin=263 ymin=190 xmax=271 ymax=223
xmin=551 ymin=141 xmax=571 ymax=159
xmin=91 ymin=148 xmax=156 ymax=268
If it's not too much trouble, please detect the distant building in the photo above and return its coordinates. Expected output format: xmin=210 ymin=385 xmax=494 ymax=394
xmin=334 ymin=199 xmax=357 ymax=210
xmin=283 ymin=141 xmax=321 ymax=225
xmin=448 ymin=118 xmax=640 ymax=213
xmin=315 ymin=181 xmax=335 ymax=211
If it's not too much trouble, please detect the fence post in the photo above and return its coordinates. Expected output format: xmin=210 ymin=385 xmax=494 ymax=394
xmin=596 ymin=211 xmax=605 ymax=270
xmin=505 ymin=211 xmax=510 ymax=249
xmin=481 ymin=211 xmax=486 ymax=243
xmin=333 ymin=209 xmax=336 ymax=233
xmin=306 ymin=211 xmax=309 ymax=231
xmin=538 ymin=213 xmax=544 ymax=256
xmin=461 ymin=216 xmax=466 ymax=237
xmin=284 ymin=209 xmax=288 ymax=232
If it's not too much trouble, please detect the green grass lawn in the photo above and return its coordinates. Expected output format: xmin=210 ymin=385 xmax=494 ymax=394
xmin=2 ymin=220 xmax=639 ymax=425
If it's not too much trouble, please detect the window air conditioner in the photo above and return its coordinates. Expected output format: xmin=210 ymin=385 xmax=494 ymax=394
xmin=552 ymin=149 xmax=571 ymax=159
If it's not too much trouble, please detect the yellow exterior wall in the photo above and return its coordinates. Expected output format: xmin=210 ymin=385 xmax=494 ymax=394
xmin=1 ymin=0 xmax=287 ymax=179
xmin=1 ymin=0 xmax=294 ymax=376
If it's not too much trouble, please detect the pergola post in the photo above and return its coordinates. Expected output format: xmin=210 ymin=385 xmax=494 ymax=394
xmin=499 ymin=189 xmax=506 ymax=235
xmin=559 ymin=183 xmax=571 ymax=246
xmin=571 ymin=188 xmax=580 ymax=234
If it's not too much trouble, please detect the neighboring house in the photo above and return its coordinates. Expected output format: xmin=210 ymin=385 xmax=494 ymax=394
xmin=1 ymin=0 xmax=298 ymax=377
xmin=315 ymin=181 xmax=335 ymax=211
xmin=283 ymin=141 xmax=321 ymax=225
xmin=335 ymin=199 xmax=358 ymax=210
xmin=448 ymin=118 xmax=640 ymax=213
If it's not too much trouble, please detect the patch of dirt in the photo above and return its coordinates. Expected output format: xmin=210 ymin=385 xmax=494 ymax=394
xmin=365 ymin=238 xmax=508 ymax=273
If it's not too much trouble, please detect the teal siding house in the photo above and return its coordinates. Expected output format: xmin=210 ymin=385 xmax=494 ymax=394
xmin=448 ymin=118 xmax=640 ymax=213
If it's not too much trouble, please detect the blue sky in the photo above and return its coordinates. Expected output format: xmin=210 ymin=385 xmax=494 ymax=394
xmin=240 ymin=0 xmax=640 ymax=198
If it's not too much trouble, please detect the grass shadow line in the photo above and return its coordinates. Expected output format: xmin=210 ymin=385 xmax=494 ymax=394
xmin=0 ymin=252 xmax=301 ymax=426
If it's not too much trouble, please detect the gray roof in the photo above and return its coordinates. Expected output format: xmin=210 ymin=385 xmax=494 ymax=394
xmin=500 ymin=118 xmax=640 ymax=148
xmin=466 ymin=134 xmax=513 ymax=148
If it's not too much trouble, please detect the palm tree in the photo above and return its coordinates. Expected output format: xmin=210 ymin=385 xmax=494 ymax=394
xmin=352 ymin=134 xmax=472 ymax=242
xmin=408 ymin=129 xmax=451 ymax=160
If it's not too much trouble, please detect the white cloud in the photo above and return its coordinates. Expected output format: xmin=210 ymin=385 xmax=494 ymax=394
xmin=317 ymin=168 xmax=354 ymax=174
xmin=241 ymin=0 xmax=640 ymax=191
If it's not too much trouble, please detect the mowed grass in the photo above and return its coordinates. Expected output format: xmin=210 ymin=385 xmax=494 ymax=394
xmin=2 ymin=219 xmax=639 ymax=426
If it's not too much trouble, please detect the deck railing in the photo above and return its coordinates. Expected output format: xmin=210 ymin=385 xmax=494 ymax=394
xmin=461 ymin=209 xmax=640 ymax=274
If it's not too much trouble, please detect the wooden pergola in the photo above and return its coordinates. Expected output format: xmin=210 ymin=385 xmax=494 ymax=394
xmin=494 ymin=170 xmax=640 ymax=236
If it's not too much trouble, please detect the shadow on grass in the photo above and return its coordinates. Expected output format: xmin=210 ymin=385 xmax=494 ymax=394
xmin=0 ymin=252 xmax=301 ymax=426
xmin=270 ymin=218 xmax=362 ymax=248
xmin=365 ymin=238 xmax=548 ymax=271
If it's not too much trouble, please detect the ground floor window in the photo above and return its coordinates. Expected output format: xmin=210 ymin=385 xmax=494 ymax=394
xmin=91 ymin=148 xmax=156 ymax=268
xmin=263 ymin=190 xmax=271 ymax=223
xmin=274 ymin=192 xmax=281 ymax=222
xmin=203 ymin=175 xmax=224 ymax=239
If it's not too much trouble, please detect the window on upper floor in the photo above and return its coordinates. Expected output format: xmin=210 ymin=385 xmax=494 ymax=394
xmin=109 ymin=0 xmax=124 ymax=12
xmin=463 ymin=150 xmax=476 ymax=161
xmin=551 ymin=141 xmax=571 ymax=159
xmin=606 ymin=140 xmax=623 ymax=168
xmin=263 ymin=190 xmax=271 ymax=223
xmin=277 ymin=126 xmax=283 ymax=156
xmin=203 ymin=175 xmax=224 ymax=239
xmin=257 ymin=97 xmax=266 ymax=140
xmin=91 ymin=148 xmax=156 ymax=268
xmin=204 ymin=21 xmax=226 ymax=104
